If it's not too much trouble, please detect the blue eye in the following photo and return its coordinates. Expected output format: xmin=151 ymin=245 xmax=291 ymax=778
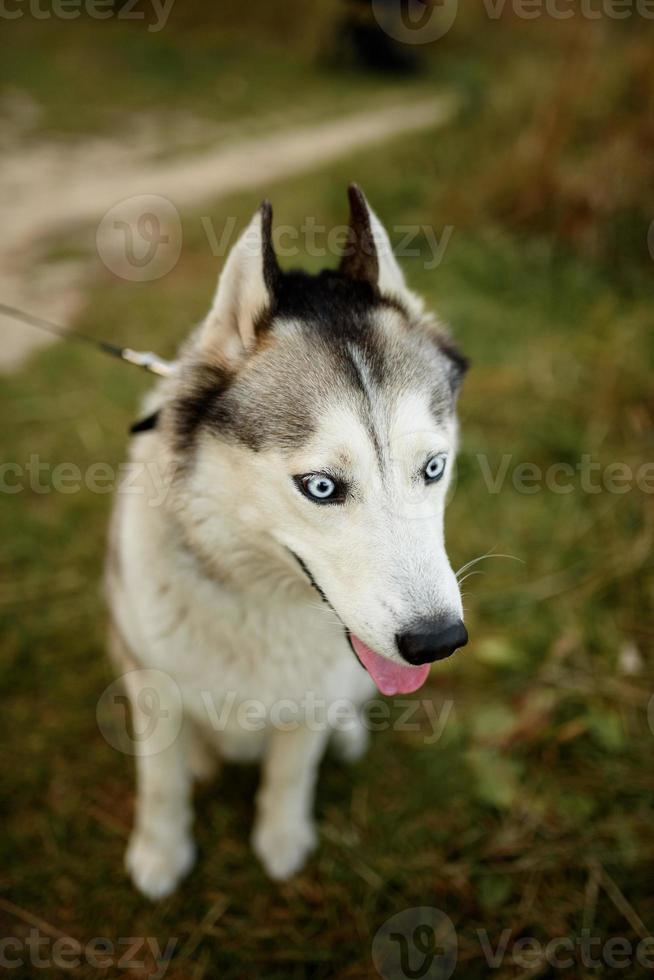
xmin=306 ymin=475 xmax=336 ymax=499
xmin=295 ymin=473 xmax=344 ymax=504
xmin=424 ymin=454 xmax=447 ymax=483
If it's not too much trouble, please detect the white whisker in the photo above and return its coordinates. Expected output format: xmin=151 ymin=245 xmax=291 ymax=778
xmin=456 ymin=550 xmax=524 ymax=580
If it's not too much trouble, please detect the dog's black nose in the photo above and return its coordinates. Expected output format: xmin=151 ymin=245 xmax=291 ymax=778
xmin=396 ymin=618 xmax=468 ymax=666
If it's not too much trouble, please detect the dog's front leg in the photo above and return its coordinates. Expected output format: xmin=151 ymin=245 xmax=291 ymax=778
xmin=252 ymin=724 xmax=328 ymax=880
xmin=123 ymin=669 xmax=195 ymax=900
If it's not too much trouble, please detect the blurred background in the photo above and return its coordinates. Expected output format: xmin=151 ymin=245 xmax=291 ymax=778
xmin=0 ymin=3 xmax=652 ymax=978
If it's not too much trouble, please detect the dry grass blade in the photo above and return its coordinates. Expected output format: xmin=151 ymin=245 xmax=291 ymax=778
xmin=596 ymin=863 xmax=651 ymax=942
xmin=180 ymin=896 xmax=230 ymax=960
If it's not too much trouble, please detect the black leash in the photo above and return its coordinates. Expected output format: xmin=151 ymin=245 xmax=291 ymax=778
xmin=0 ymin=302 xmax=174 ymax=377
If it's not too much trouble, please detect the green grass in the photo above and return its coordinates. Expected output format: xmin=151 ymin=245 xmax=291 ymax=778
xmin=1 ymin=15 xmax=653 ymax=980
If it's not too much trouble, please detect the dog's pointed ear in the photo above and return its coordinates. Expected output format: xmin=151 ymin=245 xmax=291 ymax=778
xmin=340 ymin=184 xmax=407 ymax=297
xmin=200 ymin=201 xmax=280 ymax=366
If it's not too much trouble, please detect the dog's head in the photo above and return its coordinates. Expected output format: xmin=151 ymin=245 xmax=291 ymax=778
xmin=167 ymin=186 xmax=468 ymax=695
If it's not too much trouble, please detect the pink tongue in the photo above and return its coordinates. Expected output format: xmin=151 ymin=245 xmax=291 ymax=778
xmin=350 ymin=635 xmax=430 ymax=696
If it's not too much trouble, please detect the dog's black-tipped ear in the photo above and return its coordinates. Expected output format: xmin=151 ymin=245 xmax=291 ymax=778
xmin=201 ymin=201 xmax=280 ymax=367
xmin=340 ymin=184 xmax=379 ymax=286
xmin=340 ymin=183 xmax=407 ymax=298
xmin=259 ymin=199 xmax=281 ymax=296
xmin=437 ymin=336 xmax=470 ymax=393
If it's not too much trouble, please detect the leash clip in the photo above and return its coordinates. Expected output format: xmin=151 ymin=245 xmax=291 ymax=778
xmin=121 ymin=348 xmax=175 ymax=377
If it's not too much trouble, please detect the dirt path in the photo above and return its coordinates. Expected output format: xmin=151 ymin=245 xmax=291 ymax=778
xmin=0 ymin=95 xmax=456 ymax=370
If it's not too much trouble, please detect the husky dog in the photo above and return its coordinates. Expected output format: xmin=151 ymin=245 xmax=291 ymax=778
xmin=106 ymin=185 xmax=468 ymax=899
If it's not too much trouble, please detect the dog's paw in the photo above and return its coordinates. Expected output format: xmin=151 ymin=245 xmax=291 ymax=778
xmin=251 ymin=817 xmax=317 ymax=881
xmin=332 ymin=720 xmax=370 ymax=764
xmin=125 ymin=831 xmax=195 ymax=900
